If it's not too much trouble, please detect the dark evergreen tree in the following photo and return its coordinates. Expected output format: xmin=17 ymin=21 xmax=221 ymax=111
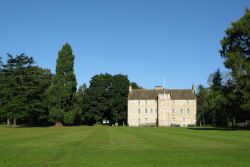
xmin=82 ymin=74 xmax=112 ymax=125
xmin=47 ymin=43 xmax=77 ymax=126
xmin=223 ymin=78 xmax=241 ymax=126
xmin=0 ymin=56 xmax=2 ymax=68
xmin=196 ymin=85 xmax=207 ymax=126
xmin=24 ymin=66 xmax=52 ymax=125
xmin=111 ymin=74 xmax=130 ymax=125
xmin=220 ymin=8 xmax=250 ymax=121
xmin=210 ymin=69 xmax=223 ymax=91
xmin=0 ymin=56 xmax=4 ymax=123
xmin=0 ymin=54 xmax=35 ymax=127
xmin=130 ymin=82 xmax=142 ymax=89
xmin=208 ymin=70 xmax=228 ymax=126
xmin=82 ymin=74 xmax=139 ymax=125
xmin=74 ymin=84 xmax=87 ymax=125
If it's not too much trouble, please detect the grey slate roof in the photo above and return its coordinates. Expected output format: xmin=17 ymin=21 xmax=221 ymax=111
xmin=128 ymin=89 xmax=196 ymax=100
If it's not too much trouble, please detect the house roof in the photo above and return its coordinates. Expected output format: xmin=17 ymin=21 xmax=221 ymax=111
xmin=128 ymin=89 xmax=196 ymax=100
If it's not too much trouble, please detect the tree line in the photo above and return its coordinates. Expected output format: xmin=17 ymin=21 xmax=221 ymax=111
xmin=196 ymin=9 xmax=250 ymax=127
xmin=0 ymin=43 xmax=140 ymax=127
xmin=1 ymin=9 xmax=249 ymax=128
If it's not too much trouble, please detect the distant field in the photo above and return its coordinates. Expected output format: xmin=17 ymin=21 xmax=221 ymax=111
xmin=0 ymin=126 xmax=250 ymax=167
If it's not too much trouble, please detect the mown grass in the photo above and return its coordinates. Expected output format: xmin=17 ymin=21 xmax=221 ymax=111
xmin=0 ymin=126 xmax=250 ymax=167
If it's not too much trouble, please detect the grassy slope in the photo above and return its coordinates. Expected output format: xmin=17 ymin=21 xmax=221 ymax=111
xmin=0 ymin=126 xmax=250 ymax=167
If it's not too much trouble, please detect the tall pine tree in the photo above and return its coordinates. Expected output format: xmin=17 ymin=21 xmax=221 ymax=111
xmin=220 ymin=8 xmax=250 ymax=121
xmin=47 ymin=43 xmax=77 ymax=126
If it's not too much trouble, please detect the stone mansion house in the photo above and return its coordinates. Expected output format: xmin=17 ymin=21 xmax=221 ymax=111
xmin=127 ymin=85 xmax=196 ymax=127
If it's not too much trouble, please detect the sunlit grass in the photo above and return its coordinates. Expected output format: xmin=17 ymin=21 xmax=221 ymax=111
xmin=0 ymin=126 xmax=249 ymax=167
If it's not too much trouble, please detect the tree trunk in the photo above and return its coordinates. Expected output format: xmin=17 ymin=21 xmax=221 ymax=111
xmin=7 ymin=118 xmax=11 ymax=126
xmin=233 ymin=117 xmax=236 ymax=127
xmin=55 ymin=121 xmax=63 ymax=127
xmin=12 ymin=118 xmax=17 ymax=128
xmin=202 ymin=112 xmax=205 ymax=127
xmin=213 ymin=110 xmax=216 ymax=126
xmin=29 ymin=117 xmax=34 ymax=126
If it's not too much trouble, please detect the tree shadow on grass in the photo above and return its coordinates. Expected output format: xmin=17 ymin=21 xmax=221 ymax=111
xmin=1 ymin=122 xmax=55 ymax=128
xmin=7 ymin=124 xmax=53 ymax=128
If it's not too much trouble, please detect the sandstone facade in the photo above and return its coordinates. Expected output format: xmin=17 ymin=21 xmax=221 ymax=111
xmin=128 ymin=85 xmax=196 ymax=127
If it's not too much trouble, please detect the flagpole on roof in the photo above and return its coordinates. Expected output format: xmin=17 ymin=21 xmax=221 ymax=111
xmin=163 ymin=76 xmax=166 ymax=94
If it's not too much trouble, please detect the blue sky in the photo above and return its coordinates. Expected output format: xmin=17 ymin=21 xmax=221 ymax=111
xmin=0 ymin=0 xmax=249 ymax=89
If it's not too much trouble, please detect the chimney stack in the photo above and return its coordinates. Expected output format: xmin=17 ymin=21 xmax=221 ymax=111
xmin=192 ymin=84 xmax=195 ymax=93
xmin=154 ymin=86 xmax=163 ymax=90
xmin=129 ymin=85 xmax=132 ymax=93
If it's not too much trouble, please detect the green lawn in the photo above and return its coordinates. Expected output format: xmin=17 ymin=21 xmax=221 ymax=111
xmin=0 ymin=126 xmax=250 ymax=167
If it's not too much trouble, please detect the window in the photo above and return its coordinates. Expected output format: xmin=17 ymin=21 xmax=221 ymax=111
xmin=145 ymin=100 xmax=147 ymax=105
xmin=172 ymin=118 xmax=176 ymax=123
xmin=187 ymin=100 xmax=189 ymax=104
xmin=183 ymin=118 xmax=186 ymax=122
xmin=138 ymin=109 xmax=141 ymax=114
xmin=138 ymin=118 xmax=141 ymax=124
xmin=150 ymin=109 xmax=153 ymax=114
xmin=187 ymin=109 xmax=190 ymax=114
xmin=145 ymin=109 xmax=147 ymax=113
xmin=181 ymin=109 xmax=183 ymax=114
xmin=172 ymin=109 xmax=175 ymax=113
xmin=138 ymin=100 xmax=140 ymax=105
xmin=145 ymin=118 xmax=148 ymax=123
